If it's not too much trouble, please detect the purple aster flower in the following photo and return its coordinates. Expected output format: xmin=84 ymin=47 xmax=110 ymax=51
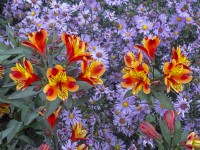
xmin=61 ymin=107 xmax=82 ymax=125
xmin=91 ymin=46 xmax=109 ymax=66
xmin=115 ymin=96 xmax=135 ymax=114
xmin=114 ymin=139 xmax=126 ymax=150
xmin=137 ymin=4 xmax=146 ymax=13
xmin=113 ymin=113 xmax=132 ymax=127
xmin=61 ymin=139 xmax=77 ymax=150
xmin=120 ymin=125 xmax=136 ymax=137
xmin=137 ymin=20 xmax=153 ymax=35
xmin=121 ymin=28 xmax=136 ymax=40
xmin=154 ymin=99 xmax=168 ymax=116
xmin=176 ymin=1 xmax=191 ymax=17
xmin=170 ymin=14 xmax=185 ymax=28
xmin=153 ymin=22 xmax=170 ymax=38
xmin=174 ymin=97 xmax=192 ymax=118
xmin=138 ymin=136 xmax=154 ymax=149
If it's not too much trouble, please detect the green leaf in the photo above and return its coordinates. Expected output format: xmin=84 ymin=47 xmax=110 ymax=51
xmin=45 ymin=98 xmax=61 ymax=117
xmin=124 ymin=90 xmax=132 ymax=98
xmin=173 ymin=120 xmax=182 ymax=148
xmin=24 ymin=111 xmax=39 ymax=125
xmin=76 ymin=81 xmax=93 ymax=91
xmin=138 ymin=91 xmax=154 ymax=104
xmin=153 ymin=92 xmax=174 ymax=110
xmin=180 ymin=131 xmax=189 ymax=143
xmin=0 ymin=47 xmax=24 ymax=55
xmin=159 ymin=119 xmax=171 ymax=146
xmin=0 ymin=97 xmax=26 ymax=109
xmin=8 ymin=86 xmax=42 ymax=99
xmin=154 ymin=68 xmax=161 ymax=79
xmin=2 ymin=82 xmax=15 ymax=87
xmin=0 ymin=55 xmax=10 ymax=61
xmin=18 ymin=135 xmax=34 ymax=145
xmin=7 ymin=120 xmax=22 ymax=143
xmin=146 ymin=114 xmax=155 ymax=122
xmin=0 ymin=126 xmax=15 ymax=143
xmin=63 ymin=97 xmax=73 ymax=109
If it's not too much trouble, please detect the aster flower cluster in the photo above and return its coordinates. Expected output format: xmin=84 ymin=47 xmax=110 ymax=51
xmin=0 ymin=0 xmax=199 ymax=149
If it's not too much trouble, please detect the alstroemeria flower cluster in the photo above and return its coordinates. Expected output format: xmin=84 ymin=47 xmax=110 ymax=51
xmin=163 ymin=46 xmax=192 ymax=93
xmin=121 ymin=51 xmax=151 ymax=94
xmin=9 ymin=57 xmax=39 ymax=90
xmin=43 ymin=65 xmax=79 ymax=101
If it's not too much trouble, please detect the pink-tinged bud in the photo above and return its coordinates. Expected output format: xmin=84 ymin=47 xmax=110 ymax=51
xmin=140 ymin=121 xmax=162 ymax=141
xmin=163 ymin=110 xmax=176 ymax=135
xmin=38 ymin=143 xmax=51 ymax=150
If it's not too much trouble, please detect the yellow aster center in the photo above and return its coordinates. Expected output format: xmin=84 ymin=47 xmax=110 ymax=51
xmin=142 ymin=25 xmax=148 ymax=30
xmin=54 ymin=12 xmax=59 ymax=16
xmin=38 ymin=23 xmax=42 ymax=27
xmin=115 ymin=144 xmax=121 ymax=150
xmin=136 ymin=105 xmax=142 ymax=110
xmin=115 ymin=110 xmax=120 ymax=115
xmin=118 ymin=24 xmax=123 ymax=30
xmin=93 ymin=46 xmax=96 ymax=50
xmin=119 ymin=118 xmax=125 ymax=124
xmin=160 ymin=104 xmax=165 ymax=109
xmin=111 ymin=55 xmax=115 ymax=59
xmin=31 ymin=11 xmax=35 ymax=16
xmin=141 ymin=8 xmax=145 ymax=12
xmin=126 ymin=32 xmax=131 ymax=36
xmin=186 ymin=17 xmax=191 ymax=21
xmin=123 ymin=101 xmax=129 ymax=107
xmin=176 ymin=17 xmax=181 ymax=22
xmin=174 ymin=31 xmax=178 ymax=35
xmin=69 ymin=113 xmax=74 ymax=119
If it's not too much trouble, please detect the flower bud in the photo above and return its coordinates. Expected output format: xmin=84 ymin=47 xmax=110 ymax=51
xmin=163 ymin=110 xmax=176 ymax=135
xmin=38 ymin=143 xmax=51 ymax=150
xmin=140 ymin=121 xmax=162 ymax=141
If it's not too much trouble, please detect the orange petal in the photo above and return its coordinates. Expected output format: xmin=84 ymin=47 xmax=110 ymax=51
xmin=121 ymin=73 xmax=135 ymax=88
xmin=173 ymin=74 xmax=192 ymax=84
xmin=143 ymin=78 xmax=151 ymax=94
xmin=90 ymin=61 xmax=106 ymax=77
xmin=134 ymin=45 xmax=149 ymax=58
xmin=124 ymin=52 xmax=135 ymax=67
xmin=23 ymin=57 xmax=34 ymax=74
xmin=64 ymin=76 xmax=79 ymax=92
xmin=43 ymin=84 xmax=58 ymax=101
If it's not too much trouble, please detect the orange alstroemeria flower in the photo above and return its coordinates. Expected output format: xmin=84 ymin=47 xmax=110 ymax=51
xmin=172 ymin=45 xmax=190 ymax=66
xmin=38 ymin=106 xmax=61 ymax=128
xmin=134 ymin=36 xmax=160 ymax=60
xmin=22 ymin=28 xmax=47 ymax=57
xmin=121 ymin=52 xmax=151 ymax=95
xmin=9 ymin=57 xmax=39 ymax=90
xmin=71 ymin=122 xmax=88 ymax=141
xmin=184 ymin=132 xmax=200 ymax=150
xmin=0 ymin=103 xmax=10 ymax=118
xmin=163 ymin=59 xmax=192 ymax=93
xmin=0 ymin=65 xmax=5 ymax=79
xmin=79 ymin=58 xmax=106 ymax=86
xmin=62 ymin=33 xmax=91 ymax=64
xmin=43 ymin=65 xmax=79 ymax=101
xmin=76 ymin=144 xmax=88 ymax=150
xmin=122 ymin=52 xmax=143 ymax=74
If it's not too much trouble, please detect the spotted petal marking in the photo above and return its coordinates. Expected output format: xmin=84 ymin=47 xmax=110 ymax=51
xmin=170 ymin=65 xmax=183 ymax=76
xmin=49 ymin=71 xmax=67 ymax=86
xmin=131 ymin=70 xmax=147 ymax=81
xmin=57 ymin=86 xmax=68 ymax=100
xmin=16 ymin=62 xmax=31 ymax=78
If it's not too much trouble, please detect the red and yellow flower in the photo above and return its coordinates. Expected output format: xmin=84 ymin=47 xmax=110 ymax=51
xmin=79 ymin=58 xmax=106 ymax=86
xmin=121 ymin=52 xmax=151 ymax=95
xmin=43 ymin=65 xmax=79 ymax=101
xmin=184 ymin=132 xmax=200 ymax=150
xmin=172 ymin=45 xmax=190 ymax=66
xmin=134 ymin=36 xmax=160 ymax=60
xmin=62 ymin=33 xmax=91 ymax=64
xmin=22 ymin=28 xmax=47 ymax=57
xmin=163 ymin=59 xmax=192 ymax=93
xmin=0 ymin=103 xmax=10 ymax=118
xmin=9 ymin=57 xmax=39 ymax=90
xmin=0 ymin=65 xmax=4 ymax=79
xmin=38 ymin=106 xmax=61 ymax=128
xmin=71 ymin=122 xmax=88 ymax=141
